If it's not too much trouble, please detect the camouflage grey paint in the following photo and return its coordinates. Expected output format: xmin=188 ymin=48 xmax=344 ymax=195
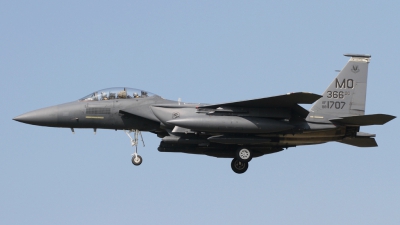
xmin=14 ymin=95 xmax=173 ymax=131
xmin=13 ymin=54 xmax=396 ymax=173
xmin=308 ymin=55 xmax=370 ymax=122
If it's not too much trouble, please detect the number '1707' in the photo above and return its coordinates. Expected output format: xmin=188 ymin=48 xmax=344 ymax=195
xmin=327 ymin=101 xmax=345 ymax=109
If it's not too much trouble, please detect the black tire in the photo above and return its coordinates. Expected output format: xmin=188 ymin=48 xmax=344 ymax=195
xmin=131 ymin=155 xmax=143 ymax=166
xmin=231 ymin=158 xmax=248 ymax=174
xmin=236 ymin=148 xmax=252 ymax=162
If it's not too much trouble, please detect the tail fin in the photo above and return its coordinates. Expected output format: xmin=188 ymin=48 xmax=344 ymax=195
xmin=307 ymin=54 xmax=371 ymax=122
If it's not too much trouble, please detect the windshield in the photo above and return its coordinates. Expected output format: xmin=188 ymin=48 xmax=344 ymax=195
xmin=79 ymin=87 xmax=157 ymax=101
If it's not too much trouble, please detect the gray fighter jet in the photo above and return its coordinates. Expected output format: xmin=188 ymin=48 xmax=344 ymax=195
xmin=14 ymin=54 xmax=395 ymax=174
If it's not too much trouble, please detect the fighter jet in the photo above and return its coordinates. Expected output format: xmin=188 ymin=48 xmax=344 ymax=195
xmin=13 ymin=54 xmax=395 ymax=174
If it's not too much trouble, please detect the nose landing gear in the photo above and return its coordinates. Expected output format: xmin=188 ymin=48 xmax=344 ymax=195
xmin=125 ymin=129 xmax=145 ymax=166
xmin=132 ymin=154 xmax=142 ymax=166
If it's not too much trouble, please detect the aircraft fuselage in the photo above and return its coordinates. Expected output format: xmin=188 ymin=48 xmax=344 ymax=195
xmin=13 ymin=54 xmax=395 ymax=174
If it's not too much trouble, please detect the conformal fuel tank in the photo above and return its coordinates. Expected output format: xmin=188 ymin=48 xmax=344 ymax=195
xmin=167 ymin=116 xmax=294 ymax=133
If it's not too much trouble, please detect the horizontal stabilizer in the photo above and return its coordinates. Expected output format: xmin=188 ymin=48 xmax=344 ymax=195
xmin=330 ymin=114 xmax=396 ymax=126
xmin=337 ymin=137 xmax=378 ymax=147
xmin=356 ymin=132 xmax=376 ymax=137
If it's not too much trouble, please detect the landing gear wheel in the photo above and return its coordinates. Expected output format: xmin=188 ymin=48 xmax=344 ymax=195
xmin=231 ymin=158 xmax=249 ymax=174
xmin=131 ymin=155 xmax=143 ymax=166
xmin=236 ymin=148 xmax=252 ymax=162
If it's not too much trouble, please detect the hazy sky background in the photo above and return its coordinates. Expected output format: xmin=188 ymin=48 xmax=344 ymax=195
xmin=1 ymin=1 xmax=399 ymax=224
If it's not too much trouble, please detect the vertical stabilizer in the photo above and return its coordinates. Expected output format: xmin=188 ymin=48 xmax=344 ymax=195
xmin=307 ymin=54 xmax=371 ymax=122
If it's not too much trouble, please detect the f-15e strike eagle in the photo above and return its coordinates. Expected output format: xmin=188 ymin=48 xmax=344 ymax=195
xmin=14 ymin=54 xmax=395 ymax=174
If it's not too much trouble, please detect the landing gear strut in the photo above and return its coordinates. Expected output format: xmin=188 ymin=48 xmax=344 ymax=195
xmin=125 ymin=129 xmax=145 ymax=166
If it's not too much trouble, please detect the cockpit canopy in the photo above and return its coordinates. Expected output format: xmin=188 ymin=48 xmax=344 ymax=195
xmin=79 ymin=87 xmax=157 ymax=101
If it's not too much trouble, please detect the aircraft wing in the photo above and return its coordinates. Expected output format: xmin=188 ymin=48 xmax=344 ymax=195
xmin=198 ymin=92 xmax=322 ymax=118
xmin=199 ymin=92 xmax=321 ymax=108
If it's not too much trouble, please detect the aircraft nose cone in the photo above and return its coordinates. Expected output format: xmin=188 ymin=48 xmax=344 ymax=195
xmin=13 ymin=106 xmax=58 ymax=127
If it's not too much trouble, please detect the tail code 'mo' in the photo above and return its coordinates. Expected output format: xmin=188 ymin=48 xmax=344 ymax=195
xmin=307 ymin=54 xmax=371 ymax=122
